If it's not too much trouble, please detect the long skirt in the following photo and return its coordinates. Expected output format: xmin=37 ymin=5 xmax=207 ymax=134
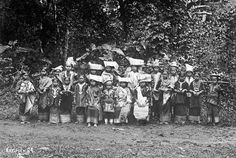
xmin=19 ymin=103 xmax=30 ymax=122
xmin=60 ymin=93 xmax=73 ymax=114
xmin=133 ymin=102 xmax=149 ymax=121
xmin=207 ymin=103 xmax=220 ymax=123
xmin=114 ymin=107 xmax=122 ymax=123
xmin=75 ymin=107 xmax=86 ymax=123
xmin=87 ymin=107 xmax=99 ymax=124
xmin=174 ymin=104 xmax=187 ymax=122
xmin=38 ymin=93 xmax=50 ymax=121
xmin=152 ymin=99 xmax=161 ymax=119
xmin=120 ymin=104 xmax=131 ymax=123
xmin=160 ymin=101 xmax=171 ymax=123
xmin=49 ymin=107 xmax=60 ymax=124
xmin=189 ymin=107 xmax=200 ymax=122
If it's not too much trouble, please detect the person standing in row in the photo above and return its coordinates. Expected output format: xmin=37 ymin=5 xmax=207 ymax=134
xmin=86 ymin=75 xmax=103 ymax=127
xmin=133 ymin=74 xmax=152 ymax=125
xmin=74 ymin=74 xmax=88 ymax=123
xmin=173 ymin=72 xmax=188 ymax=124
xmin=151 ymin=59 xmax=162 ymax=121
xmin=159 ymin=70 xmax=173 ymax=125
xmin=189 ymin=73 xmax=204 ymax=124
xmin=38 ymin=67 xmax=52 ymax=122
xmin=115 ymin=77 xmax=132 ymax=124
xmin=48 ymin=77 xmax=61 ymax=124
xmin=206 ymin=75 xmax=221 ymax=125
xmin=17 ymin=71 xmax=36 ymax=124
xmin=102 ymin=80 xmax=116 ymax=125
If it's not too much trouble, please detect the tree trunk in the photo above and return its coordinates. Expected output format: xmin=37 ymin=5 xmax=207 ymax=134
xmin=0 ymin=0 xmax=6 ymax=43
xmin=64 ymin=28 xmax=69 ymax=64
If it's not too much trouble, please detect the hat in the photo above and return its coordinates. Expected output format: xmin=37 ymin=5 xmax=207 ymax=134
xmin=52 ymin=65 xmax=63 ymax=71
xmin=185 ymin=64 xmax=194 ymax=72
xmin=88 ymin=62 xmax=104 ymax=70
xmin=138 ymin=74 xmax=152 ymax=83
xmin=152 ymin=59 xmax=160 ymax=67
xmin=87 ymin=74 xmax=103 ymax=83
xmin=127 ymin=57 xmax=144 ymax=66
xmin=66 ymin=57 xmax=76 ymax=66
xmin=118 ymin=77 xmax=131 ymax=83
xmin=104 ymin=80 xmax=113 ymax=86
xmin=170 ymin=61 xmax=178 ymax=67
xmin=104 ymin=61 xmax=119 ymax=70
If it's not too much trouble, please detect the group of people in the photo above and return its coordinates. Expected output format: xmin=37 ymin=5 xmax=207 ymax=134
xmin=16 ymin=56 xmax=222 ymax=126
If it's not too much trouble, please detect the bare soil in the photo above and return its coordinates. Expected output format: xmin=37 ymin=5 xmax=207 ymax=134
xmin=0 ymin=120 xmax=236 ymax=158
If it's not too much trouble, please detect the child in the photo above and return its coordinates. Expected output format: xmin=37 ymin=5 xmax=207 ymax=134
xmin=102 ymin=80 xmax=116 ymax=125
xmin=151 ymin=59 xmax=162 ymax=121
xmin=189 ymin=73 xmax=204 ymax=124
xmin=159 ymin=70 xmax=173 ymax=124
xmin=86 ymin=75 xmax=103 ymax=127
xmin=133 ymin=74 xmax=152 ymax=125
xmin=126 ymin=57 xmax=144 ymax=92
xmin=38 ymin=67 xmax=52 ymax=122
xmin=88 ymin=62 xmax=104 ymax=75
xmin=101 ymin=61 xmax=118 ymax=83
xmin=206 ymin=74 xmax=221 ymax=125
xmin=173 ymin=72 xmax=188 ymax=124
xmin=114 ymin=77 xmax=132 ymax=124
xmin=74 ymin=74 xmax=88 ymax=123
xmin=16 ymin=71 xmax=36 ymax=124
xmin=48 ymin=78 xmax=61 ymax=124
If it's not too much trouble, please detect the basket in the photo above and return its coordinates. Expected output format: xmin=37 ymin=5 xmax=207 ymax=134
xmin=38 ymin=112 xmax=49 ymax=121
xmin=19 ymin=115 xmax=29 ymax=122
xmin=60 ymin=114 xmax=71 ymax=123
xmin=49 ymin=113 xmax=60 ymax=124
xmin=76 ymin=115 xmax=85 ymax=123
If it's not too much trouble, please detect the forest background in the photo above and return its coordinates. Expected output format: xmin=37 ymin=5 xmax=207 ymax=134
xmin=0 ymin=0 xmax=235 ymax=125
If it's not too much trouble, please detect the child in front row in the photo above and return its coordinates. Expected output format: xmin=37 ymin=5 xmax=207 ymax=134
xmin=102 ymin=80 xmax=116 ymax=125
xmin=86 ymin=75 xmax=103 ymax=127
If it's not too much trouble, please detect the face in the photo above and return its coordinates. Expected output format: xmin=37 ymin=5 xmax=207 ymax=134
xmin=140 ymin=82 xmax=146 ymax=87
xmin=41 ymin=69 xmax=47 ymax=76
xmin=153 ymin=66 xmax=159 ymax=73
xmin=52 ymin=80 xmax=58 ymax=86
xmin=78 ymin=75 xmax=85 ymax=83
xmin=65 ymin=65 xmax=72 ymax=71
xmin=179 ymin=75 xmax=185 ymax=81
xmin=120 ymin=82 xmax=127 ymax=88
xmin=64 ymin=79 xmax=70 ymax=85
xmin=23 ymin=74 xmax=28 ymax=80
xmin=105 ymin=66 xmax=112 ymax=72
xmin=131 ymin=66 xmax=138 ymax=72
xmin=90 ymin=80 xmax=96 ymax=86
xmin=90 ymin=70 xmax=97 ymax=75
xmin=106 ymin=85 xmax=112 ymax=89
xmin=186 ymin=71 xmax=192 ymax=77
xmin=194 ymin=74 xmax=200 ymax=81
xmin=162 ymin=72 xmax=168 ymax=79
xmin=118 ymin=66 xmax=125 ymax=73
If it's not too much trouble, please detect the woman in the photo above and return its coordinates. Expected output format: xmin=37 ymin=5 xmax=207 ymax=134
xmin=159 ymin=70 xmax=173 ymax=124
xmin=16 ymin=71 xmax=36 ymax=124
xmin=38 ymin=67 xmax=52 ymax=122
xmin=189 ymin=73 xmax=204 ymax=124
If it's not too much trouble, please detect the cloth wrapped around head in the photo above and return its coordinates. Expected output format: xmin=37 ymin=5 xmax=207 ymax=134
xmin=88 ymin=62 xmax=104 ymax=70
xmin=127 ymin=57 xmax=145 ymax=66
xmin=87 ymin=74 xmax=103 ymax=83
xmin=138 ymin=74 xmax=152 ymax=83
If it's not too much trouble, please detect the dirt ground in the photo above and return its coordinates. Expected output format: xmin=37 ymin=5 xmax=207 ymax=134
xmin=0 ymin=121 xmax=236 ymax=158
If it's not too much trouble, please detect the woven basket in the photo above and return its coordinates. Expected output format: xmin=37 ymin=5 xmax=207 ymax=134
xmin=49 ymin=113 xmax=60 ymax=124
xmin=76 ymin=115 xmax=85 ymax=123
xmin=60 ymin=114 xmax=71 ymax=123
xmin=38 ymin=112 xmax=49 ymax=121
xmin=19 ymin=115 xmax=29 ymax=122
